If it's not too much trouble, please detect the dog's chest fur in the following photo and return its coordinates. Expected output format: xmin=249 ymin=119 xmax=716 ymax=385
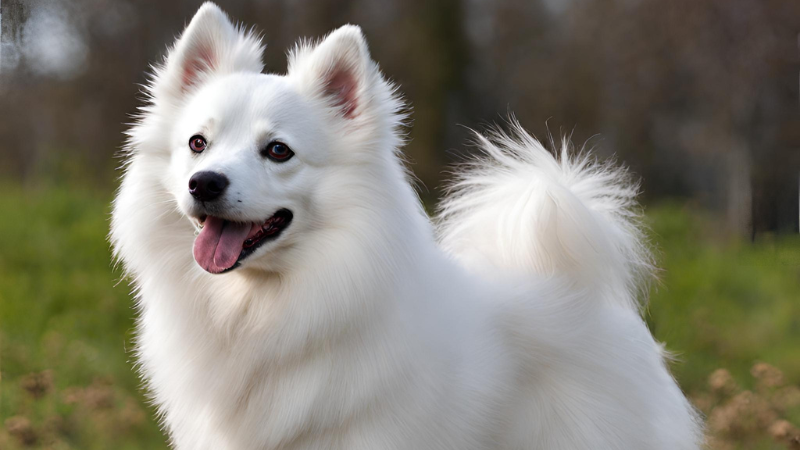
xmin=130 ymin=215 xmax=514 ymax=450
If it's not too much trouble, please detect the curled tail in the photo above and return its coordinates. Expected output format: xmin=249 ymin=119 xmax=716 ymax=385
xmin=436 ymin=121 xmax=654 ymax=311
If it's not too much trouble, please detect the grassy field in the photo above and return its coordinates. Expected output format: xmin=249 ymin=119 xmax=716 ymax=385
xmin=0 ymin=187 xmax=798 ymax=449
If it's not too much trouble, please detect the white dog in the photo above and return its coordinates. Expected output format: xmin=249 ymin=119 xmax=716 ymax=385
xmin=110 ymin=3 xmax=702 ymax=449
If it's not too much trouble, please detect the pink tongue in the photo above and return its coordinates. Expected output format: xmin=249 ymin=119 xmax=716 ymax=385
xmin=193 ymin=217 xmax=252 ymax=274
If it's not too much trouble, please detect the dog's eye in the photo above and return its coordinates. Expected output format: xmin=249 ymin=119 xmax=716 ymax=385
xmin=189 ymin=135 xmax=207 ymax=153
xmin=263 ymin=142 xmax=294 ymax=162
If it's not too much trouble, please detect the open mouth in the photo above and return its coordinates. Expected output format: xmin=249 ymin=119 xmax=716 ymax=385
xmin=192 ymin=209 xmax=293 ymax=274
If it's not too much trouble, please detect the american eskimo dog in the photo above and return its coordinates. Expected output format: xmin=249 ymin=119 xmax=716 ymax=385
xmin=110 ymin=3 xmax=702 ymax=449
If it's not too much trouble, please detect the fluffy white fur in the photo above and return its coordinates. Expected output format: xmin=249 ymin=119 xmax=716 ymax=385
xmin=110 ymin=3 xmax=702 ymax=449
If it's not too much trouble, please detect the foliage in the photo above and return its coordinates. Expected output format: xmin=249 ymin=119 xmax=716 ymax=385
xmin=696 ymin=364 xmax=800 ymax=449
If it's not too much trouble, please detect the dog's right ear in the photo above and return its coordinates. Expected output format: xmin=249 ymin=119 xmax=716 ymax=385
xmin=153 ymin=2 xmax=263 ymax=103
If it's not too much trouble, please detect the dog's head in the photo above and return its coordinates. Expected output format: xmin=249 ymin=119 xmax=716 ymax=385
xmin=138 ymin=3 xmax=401 ymax=274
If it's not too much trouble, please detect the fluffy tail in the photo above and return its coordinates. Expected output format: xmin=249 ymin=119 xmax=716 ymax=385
xmin=436 ymin=121 xmax=653 ymax=311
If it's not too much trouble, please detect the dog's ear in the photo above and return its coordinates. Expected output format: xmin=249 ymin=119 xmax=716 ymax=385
xmin=289 ymin=25 xmax=376 ymax=120
xmin=155 ymin=2 xmax=263 ymax=102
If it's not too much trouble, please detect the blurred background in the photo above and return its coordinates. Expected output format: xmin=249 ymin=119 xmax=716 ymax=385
xmin=0 ymin=0 xmax=799 ymax=448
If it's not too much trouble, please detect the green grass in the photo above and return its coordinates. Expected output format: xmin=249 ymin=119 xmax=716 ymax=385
xmin=0 ymin=186 xmax=167 ymax=449
xmin=646 ymin=204 xmax=800 ymax=392
xmin=0 ymin=187 xmax=798 ymax=448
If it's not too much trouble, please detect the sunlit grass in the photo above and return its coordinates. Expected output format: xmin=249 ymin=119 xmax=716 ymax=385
xmin=0 ymin=188 xmax=798 ymax=448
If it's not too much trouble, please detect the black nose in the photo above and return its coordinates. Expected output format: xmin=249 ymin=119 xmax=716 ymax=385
xmin=188 ymin=171 xmax=229 ymax=202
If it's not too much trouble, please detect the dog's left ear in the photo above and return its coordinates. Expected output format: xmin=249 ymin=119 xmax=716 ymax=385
xmin=154 ymin=2 xmax=264 ymax=103
xmin=289 ymin=25 xmax=377 ymax=120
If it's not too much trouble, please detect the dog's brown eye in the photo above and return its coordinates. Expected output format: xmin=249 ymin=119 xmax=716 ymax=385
xmin=263 ymin=142 xmax=294 ymax=162
xmin=189 ymin=135 xmax=207 ymax=153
